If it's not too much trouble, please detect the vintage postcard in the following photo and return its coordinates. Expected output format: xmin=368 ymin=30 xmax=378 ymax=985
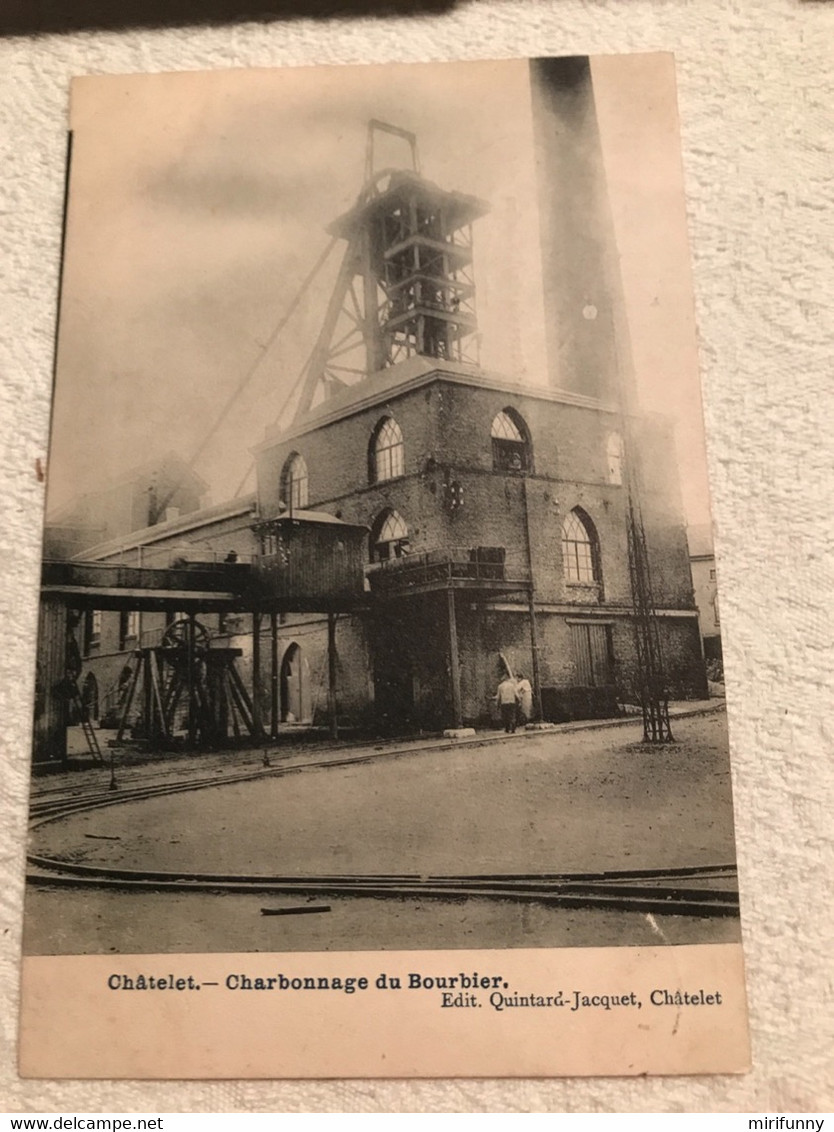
xmin=19 ymin=53 xmax=749 ymax=1078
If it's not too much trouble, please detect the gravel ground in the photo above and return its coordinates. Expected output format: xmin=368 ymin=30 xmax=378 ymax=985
xmin=24 ymin=710 xmax=740 ymax=955
xmin=23 ymin=886 xmax=740 ymax=956
xmin=32 ymin=712 xmax=737 ymax=877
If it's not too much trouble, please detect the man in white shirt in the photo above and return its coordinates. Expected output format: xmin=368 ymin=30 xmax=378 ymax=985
xmin=496 ymin=674 xmax=520 ymax=733
xmin=515 ymin=672 xmax=533 ymax=726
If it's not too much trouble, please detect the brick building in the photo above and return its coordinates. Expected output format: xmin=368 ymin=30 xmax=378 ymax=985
xmin=54 ymin=60 xmax=707 ymax=741
xmin=254 ymin=356 xmax=704 ymax=732
xmin=250 ymin=68 xmax=707 ymax=733
xmin=688 ymin=523 xmax=722 ymax=666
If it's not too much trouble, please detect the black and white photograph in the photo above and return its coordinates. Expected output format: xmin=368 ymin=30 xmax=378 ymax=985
xmin=24 ymin=53 xmax=742 ymax=974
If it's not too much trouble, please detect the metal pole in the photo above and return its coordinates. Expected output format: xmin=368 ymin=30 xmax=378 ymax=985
xmin=251 ymin=610 xmax=263 ymax=739
xmin=108 ymin=739 xmax=118 ymax=791
xmin=143 ymin=652 xmax=153 ymax=745
xmin=526 ymin=591 xmax=543 ymax=723
xmin=270 ymin=611 xmax=279 ymax=739
xmin=186 ymin=613 xmax=196 ymax=747
xmin=447 ymin=588 xmax=463 ymax=729
xmin=327 ymin=612 xmax=338 ymax=740
xmin=521 ymin=477 xmax=543 ymax=720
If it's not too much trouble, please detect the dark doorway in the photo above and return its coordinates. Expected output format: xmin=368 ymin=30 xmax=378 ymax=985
xmin=569 ymin=622 xmax=614 ymax=686
xmin=373 ymin=653 xmax=415 ymax=735
xmin=280 ymin=643 xmax=311 ymax=724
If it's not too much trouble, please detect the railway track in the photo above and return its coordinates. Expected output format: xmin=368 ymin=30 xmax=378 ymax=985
xmin=28 ymin=756 xmax=740 ymax=919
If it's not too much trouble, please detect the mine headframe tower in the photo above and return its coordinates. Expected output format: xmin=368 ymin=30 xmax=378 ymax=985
xmin=294 ymin=120 xmax=490 ymax=420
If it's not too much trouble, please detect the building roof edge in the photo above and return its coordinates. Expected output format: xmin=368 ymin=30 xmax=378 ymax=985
xmin=254 ymin=364 xmax=619 ymax=453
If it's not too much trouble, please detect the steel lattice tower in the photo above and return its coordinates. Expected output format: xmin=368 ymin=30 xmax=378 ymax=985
xmin=624 ymin=466 xmax=674 ymax=743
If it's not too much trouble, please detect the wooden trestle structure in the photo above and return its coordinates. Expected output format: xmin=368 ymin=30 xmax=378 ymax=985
xmin=114 ymin=619 xmax=258 ymax=749
xmin=34 ymin=516 xmax=368 ymax=764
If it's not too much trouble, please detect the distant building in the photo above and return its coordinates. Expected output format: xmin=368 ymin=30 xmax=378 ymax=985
xmin=43 ymin=453 xmax=208 ymax=559
xmin=688 ymin=523 xmax=722 ymax=665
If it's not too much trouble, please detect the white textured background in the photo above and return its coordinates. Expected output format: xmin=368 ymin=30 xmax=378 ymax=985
xmin=1 ymin=0 xmax=832 ymax=1112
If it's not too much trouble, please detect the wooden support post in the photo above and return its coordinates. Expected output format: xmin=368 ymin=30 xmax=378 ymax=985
xmin=148 ymin=651 xmax=170 ymax=741
xmin=116 ymin=659 xmax=141 ymax=744
xmin=527 ymin=591 xmax=543 ymax=723
xmin=165 ymin=677 xmax=183 ymax=735
xmin=270 ymin=611 xmax=279 ymax=739
xmin=327 ymin=612 xmax=338 ymax=740
xmin=186 ymin=614 xmax=196 ymax=748
xmin=225 ymin=672 xmax=241 ymax=739
xmin=251 ymin=611 xmax=263 ymax=739
xmin=227 ymin=664 xmax=256 ymax=733
xmin=521 ymin=476 xmax=543 ymax=721
xmin=447 ymin=587 xmax=463 ymax=729
xmin=33 ymin=596 xmax=70 ymax=764
xmin=143 ymin=653 xmax=153 ymax=744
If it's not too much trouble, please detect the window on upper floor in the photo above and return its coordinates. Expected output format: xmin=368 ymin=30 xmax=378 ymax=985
xmin=369 ymin=417 xmax=405 ymax=483
xmin=280 ymin=452 xmax=308 ymax=512
xmin=562 ymin=507 xmax=601 ymax=586
xmin=84 ymin=609 xmax=102 ymax=654
xmin=371 ymin=509 xmax=409 ymax=562
xmin=491 ymin=408 xmax=532 ymax=473
xmin=119 ymin=610 xmax=141 ymax=650
xmin=607 ymin=431 xmax=624 ymax=485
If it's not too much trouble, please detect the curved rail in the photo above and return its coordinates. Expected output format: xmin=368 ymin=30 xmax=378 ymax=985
xmin=28 ymin=759 xmax=740 ymax=919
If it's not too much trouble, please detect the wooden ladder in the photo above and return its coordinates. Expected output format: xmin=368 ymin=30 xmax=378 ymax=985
xmin=70 ymin=684 xmax=104 ymax=764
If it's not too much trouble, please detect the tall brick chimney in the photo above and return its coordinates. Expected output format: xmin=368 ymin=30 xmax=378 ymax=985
xmin=530 ymin=57 xmax=623 ymax=404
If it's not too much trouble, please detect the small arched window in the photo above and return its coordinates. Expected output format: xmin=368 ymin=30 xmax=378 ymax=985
xmin=491 ymin=408 xmax=532 ymax=472
xmin=606 ymin=431 xmax=624 ymax=485
xmin=371 ymin=509 xmax=409 ymax=562
xmin=562 ymin=507 xmax=601 ymax=586
xmin=280 ymin=452 xmax=308 ymax=511
xmin=369 ymin=417 xmax=405 ymax=483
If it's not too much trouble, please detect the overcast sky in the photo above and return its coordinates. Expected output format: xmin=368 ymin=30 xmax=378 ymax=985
xmin=49 ymin=55 xmax=712 ymax=528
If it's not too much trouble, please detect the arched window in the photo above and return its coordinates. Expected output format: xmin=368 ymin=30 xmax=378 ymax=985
xmin=491 ymin=408 xmax=532 ymax=472
xmin=562 ymin=508 xmax=601 ymax=586
xmin=371 ymin=509 xmax=409 ymax=562
xmin=369 ymin=417 xmax=404 ymax=483
xmin=280 ymin=452 xmax=308 ymax=511
xmin=606 ymin=431 xmax=624 ymax=485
